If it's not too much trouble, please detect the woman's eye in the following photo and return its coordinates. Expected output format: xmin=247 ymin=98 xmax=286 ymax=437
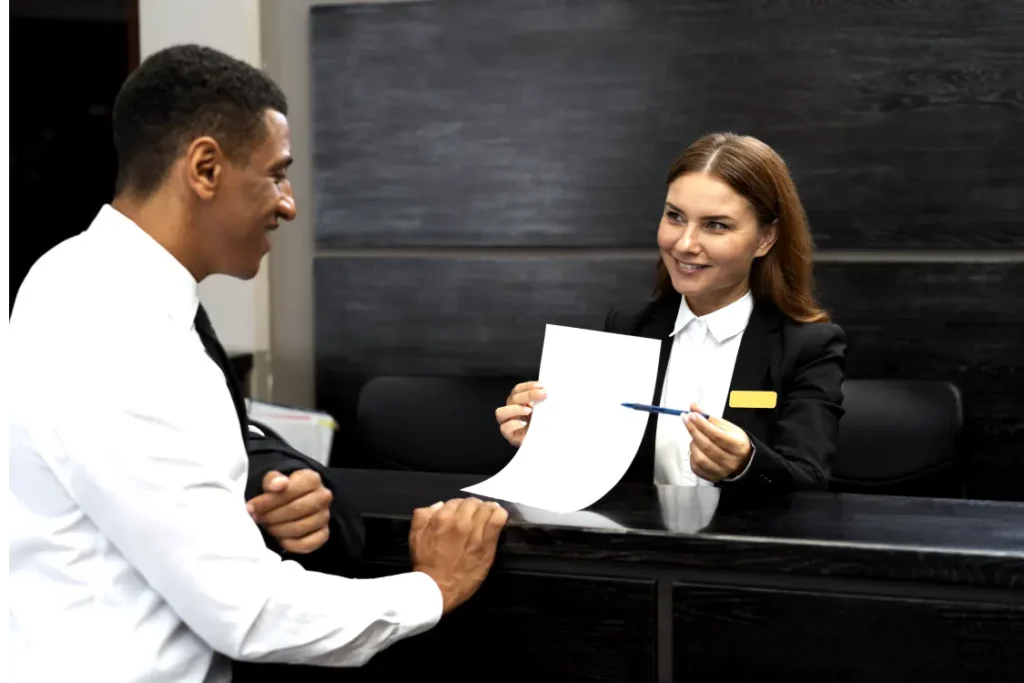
xmin=665 ymin=211 xmax=683 ymax=222
xmin=706 ymin=221 xmax=728 ymax=232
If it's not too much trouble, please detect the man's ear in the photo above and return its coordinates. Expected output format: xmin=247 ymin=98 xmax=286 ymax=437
xmin=184 ymin=136 xmax=223 ymax=201
xmin=755 ymin=219 xmax=779 ymax=258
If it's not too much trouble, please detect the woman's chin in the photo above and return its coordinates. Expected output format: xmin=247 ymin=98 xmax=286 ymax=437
xmin=669 ymin=276 xmax=710 ymax=298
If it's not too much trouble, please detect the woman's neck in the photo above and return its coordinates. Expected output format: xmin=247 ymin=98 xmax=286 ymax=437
xmin=685 ymin=280 xmax=751 ymax=317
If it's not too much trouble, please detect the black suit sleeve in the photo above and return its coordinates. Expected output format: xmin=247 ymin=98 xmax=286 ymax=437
xmin=243 ymin=423 xmax=318 ymax=502
xmin=723 ymin=323 xmax=846 ymax=492
xmin=244 ymin=421 xmax=366 ymax=564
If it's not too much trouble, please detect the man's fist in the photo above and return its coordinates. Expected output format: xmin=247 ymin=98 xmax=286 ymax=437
xmin=409 ymin=498 xmax=508 ymax=614
xmin=247 ymin=469 xmax=333 ymax=554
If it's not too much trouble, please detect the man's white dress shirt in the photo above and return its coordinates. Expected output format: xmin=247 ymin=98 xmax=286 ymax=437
xmin=9 ymin=205 xmax=443 ymax=682
xmin=653 ymin=291 xmax=756 ymax=486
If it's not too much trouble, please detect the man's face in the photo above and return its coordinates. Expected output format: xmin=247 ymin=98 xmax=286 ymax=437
xmin=202 ymin=109 xmax=296 ymax=280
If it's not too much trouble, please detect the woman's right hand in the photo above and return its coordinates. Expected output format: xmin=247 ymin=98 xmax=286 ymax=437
xmin=495 ymin=381 xmax=547 ymax=447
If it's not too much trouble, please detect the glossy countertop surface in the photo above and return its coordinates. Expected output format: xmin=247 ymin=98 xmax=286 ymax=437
xmin=330 ymin=469 xmax=1024 ymax=557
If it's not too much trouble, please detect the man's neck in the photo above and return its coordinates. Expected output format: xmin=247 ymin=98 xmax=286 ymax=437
xmin=112 ymin=192 xmax=208 ymax=281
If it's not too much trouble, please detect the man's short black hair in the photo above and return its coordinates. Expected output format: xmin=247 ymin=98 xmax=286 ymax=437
xmin=112 ymin=44 xmax=288 ymax=196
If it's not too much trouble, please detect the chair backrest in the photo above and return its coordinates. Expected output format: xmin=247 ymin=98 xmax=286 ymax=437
xmin=356 ymin=375 xmax=520 ymax=475
xmin=358 ymin=375 xmax=966 ymax=496
xmin=831 ymin=379 xmax=964 ymax=497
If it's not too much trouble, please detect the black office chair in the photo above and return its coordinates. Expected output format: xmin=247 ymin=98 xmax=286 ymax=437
xmin=356 ymin=375 xmax=521 ymax=475
xmin=830 ymin=379 xmax=964 ymax=498
xmin=358 ymin=375 xmax=966 ymax=496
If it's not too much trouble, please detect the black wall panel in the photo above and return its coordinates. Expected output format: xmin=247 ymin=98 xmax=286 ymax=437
xmin=310 ymin=1 xmax=1024 ymax=499
xmin=312 ymin=0 xmax=1024 ymax=249
xmin=315 ymin=258 xmax=1023 ymax=499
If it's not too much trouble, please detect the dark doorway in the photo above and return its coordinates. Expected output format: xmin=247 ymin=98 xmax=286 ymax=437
xmin=9 ymin=0 xmax=135 ymax=307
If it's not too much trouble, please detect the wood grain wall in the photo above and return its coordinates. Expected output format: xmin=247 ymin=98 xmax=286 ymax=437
xmin=310 ymin=0 xmax=1024 ymax=500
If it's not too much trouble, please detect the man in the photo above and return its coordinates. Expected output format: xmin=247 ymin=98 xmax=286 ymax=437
xmin=8 ymin=44 xmax=507 ymax=681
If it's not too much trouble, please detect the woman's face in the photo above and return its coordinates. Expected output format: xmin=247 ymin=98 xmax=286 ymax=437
xmin=657 ymin=171 xmax=777 ymax=316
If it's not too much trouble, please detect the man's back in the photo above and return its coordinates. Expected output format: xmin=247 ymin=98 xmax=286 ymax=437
xmin=9 ymin=206 xmax=243 ymax=681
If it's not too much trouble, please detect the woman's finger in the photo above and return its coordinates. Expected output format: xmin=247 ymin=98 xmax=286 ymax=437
xmin=500 ymin=420 xmax=529 ymax=443
xmin=508 ymin=385 xmax=547 ymax=406
xmin=688 ymin=413 xmax=743 ymax=454
xmin=508 ymin=381 xmax=542 ymax=397
xmin=685 ymin=416 xmax=728 ymax=463
xmin=690 ymin=443 xmax=728 ymax=481
xmin=495 ymin=403 xmax=532 ymax=424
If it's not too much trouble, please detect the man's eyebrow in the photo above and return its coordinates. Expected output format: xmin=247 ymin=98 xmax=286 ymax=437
xmin=270 ymin=155 xmax=294 ymax=172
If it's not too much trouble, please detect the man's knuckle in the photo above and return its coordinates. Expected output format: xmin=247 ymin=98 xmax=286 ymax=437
xmin=436 ymin=510 xmax=454 ymax=525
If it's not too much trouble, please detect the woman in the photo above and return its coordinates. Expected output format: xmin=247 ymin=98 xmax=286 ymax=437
xmin=495 ymin=132 xmax=845 ymax=492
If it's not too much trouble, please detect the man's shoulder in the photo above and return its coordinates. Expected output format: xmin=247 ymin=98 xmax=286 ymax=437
xmin=11 ymin=234 xmax=170 ymax=373
xmin=14 ymin=231 xmax=109 ymax=313
xmin=14 ymin=233 xmax=86 ymax=297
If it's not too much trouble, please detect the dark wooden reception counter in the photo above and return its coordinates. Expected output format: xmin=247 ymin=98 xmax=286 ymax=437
xmin=319 ymin=469 xmax=1023 ymax=682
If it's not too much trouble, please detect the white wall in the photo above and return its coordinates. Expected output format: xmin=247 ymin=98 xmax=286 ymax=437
xmin=258 ymin=0 xmax=399 ymax=409
xmin=137 ymin=0 xmax=273 ymax=394
xmin=257 ymin=0 xmax=327 ymax=409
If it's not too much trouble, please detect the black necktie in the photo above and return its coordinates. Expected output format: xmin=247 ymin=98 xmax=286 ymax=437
xmin=195 ymin=310 xmax=367 ymax=568
xmin=194 ymin=304 xmax=249 ymax=443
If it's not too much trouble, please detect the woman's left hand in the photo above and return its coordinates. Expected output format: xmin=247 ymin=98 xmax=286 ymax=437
xmin=684 ymin=403 xmax=753 ymax=481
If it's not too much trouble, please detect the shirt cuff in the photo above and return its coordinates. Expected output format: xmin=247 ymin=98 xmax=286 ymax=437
xmin=723 ymin=441 xmax=757 ymax=482
xmin=401 ymin=571 xmax=444 ymax=636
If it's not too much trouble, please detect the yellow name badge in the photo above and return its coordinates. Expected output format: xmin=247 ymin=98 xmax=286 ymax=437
xmin=729 ymin=391 xmax=778 ymax=409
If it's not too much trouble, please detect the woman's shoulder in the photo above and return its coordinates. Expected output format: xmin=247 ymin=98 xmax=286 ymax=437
xmin=603 ymin=292 xmax=680 ymax=335
xmin=774 ymin=306 xmax=847 ymax=362
xmin=779 ymin=313 xmax=845 ymax=342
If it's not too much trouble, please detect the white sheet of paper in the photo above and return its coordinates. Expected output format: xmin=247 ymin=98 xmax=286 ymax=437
xmin=462 ymin=324 xmax=661 ymax=513
xmin=512 ymin=503 xmax=628 ymax=531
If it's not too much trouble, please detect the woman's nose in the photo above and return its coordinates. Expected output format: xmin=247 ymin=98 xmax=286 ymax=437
xmin=673 ymin=224 xmax=701 ymax=253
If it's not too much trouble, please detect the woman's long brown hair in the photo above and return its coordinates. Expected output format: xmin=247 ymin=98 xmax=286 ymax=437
xmin=654 ymin=132 xmax=830 ymax=324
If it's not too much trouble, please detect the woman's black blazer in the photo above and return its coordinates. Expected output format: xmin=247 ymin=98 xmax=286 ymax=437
xmin=605 ymin=292 xmax=846 ymax=492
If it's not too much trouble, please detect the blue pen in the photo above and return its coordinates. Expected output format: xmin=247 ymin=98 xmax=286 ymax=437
xmin=621 ymin=402 xmax=710 ymax=419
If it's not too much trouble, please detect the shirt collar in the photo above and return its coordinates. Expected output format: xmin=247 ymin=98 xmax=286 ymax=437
xmin=670 ymin=290 xmax=754 ymax=343
xmin=88 ymin=204 xmax=200 ymax=331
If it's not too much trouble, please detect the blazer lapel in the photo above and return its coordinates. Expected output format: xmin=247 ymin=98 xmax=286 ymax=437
xmin=622 ymin=294 xmax=679 ymax=483
xmin=639 ymin=293 xmax=679 ymax=401
xmin=723 ymin=301 xmax=782 ymax=437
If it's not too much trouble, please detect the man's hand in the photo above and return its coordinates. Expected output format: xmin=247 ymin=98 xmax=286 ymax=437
xmin=684 ymin=404 xmax=754 ymax=482
xmin=247 ymin=469 xmax=333 ymax=554
xmin=409 ymin=498 xmax=508 ymax=614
